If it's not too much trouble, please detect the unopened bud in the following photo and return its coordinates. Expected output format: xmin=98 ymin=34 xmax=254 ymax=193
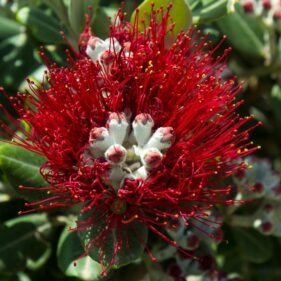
xmin=186 ymin=233 xmax=200 ymax=250
xmin=107 ymin=112 xmax=128 ymax=145
xmin=273 ymin=9 xmax=281 ymax=21
xmin=86 ymin=36 xmax=106 ymax=62
xmin=145 ymin=127 xmax=174 ymax=151
xmin=86 ymin=36 xmax=121 ymax=63
xmin=254 ymin=182 xmax=264 ymax=193
xmin=133 ymin=113 xmax=154 ymax=146
xmin=261 ymin=221 xmax=273 ymax=234
xmin=142 ymin=148 xmax=163 ymax=170
xmin=105 ymin=144 xmax=127 ymax=165
xmin=262 ymin=0 xmax=271 ymax=11
xmin=89 ymin=127 xmax=113 ymax=152
xmin=241 ymin=0 xmax=255 ymax=13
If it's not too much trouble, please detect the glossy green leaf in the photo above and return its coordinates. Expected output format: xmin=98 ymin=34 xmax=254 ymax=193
xmin=57 ymin=224 xmax=103 ymax=281
xmin=0 ymin=143 xmax=48 ymax=202
xmin=78 ymin=206 xmax=148 ymax=269
xmin=16 ymin=7 xmax=64 ymax=44
xmin=0 ymin=15 xmax=23 ymax=38
xmin=216 ymin=4 xmax=265 ymax=58
xmin=67 ymin=0 xmax=100 ymax=38
xmin=0 ymin=33 xmax=40 ymax=90
xmin=271 ymin=84 xmax=281 ymax=136
xmin=232 ymin=228 xmax=273 ymax=263
xmin=91 ymin=7 xmax=111 ymax=39
xmin=131 ymin=0 xmax=192 ymax=36
xmin=188 ymin=0 xmax=236 ymax=24
xmin=0 ymin=213 xmax=52 ymax=273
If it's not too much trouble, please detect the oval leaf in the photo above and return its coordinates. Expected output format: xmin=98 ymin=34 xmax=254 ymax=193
xmin=232 ymin=228 xmax=273 ymax=264
xmin=57 ymin=224 xmax=103 ymax=281
xmin=67 ymin=0 xmax=100 ymax=38
xmin=16 ymin=7 xmax=64 ymax=44
xmin=216 ymin=4 xmax=265 ymax=58
xmin=131 ymin=0 xmax=192 ymax=36
xmin=0 ymin=213 xmax=52 ymax=273
xmin=78 ymin=206 xmax=148 ymax=269
xmin=190 ymin=0 xmax=236 ymax=24
xmin=0 ymin=15 xmax=23 ymax=39
xmin=0 ymin=143 xmax=48 ymax=202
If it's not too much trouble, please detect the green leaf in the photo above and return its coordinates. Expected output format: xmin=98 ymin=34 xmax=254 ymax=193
xmin=188 ymin=0 xmax=236 ymax=24
xmin=91 ymin=7 xmax=111 ymax=39
xmin=232 ymin=228 xmax=273 ymax=263
xmin=78 ymin=206 xmax=148 ymax=269
xmin=0 ymin=213 xmax=52 ymax=273
xmin=271 ymin=84 xmax=281 ymax=135
xmin=216 ymin=4 xmax=265 ymax=58
xmin=0 ymin=143 xmax=48 ymax=202
xmin=67 ymin=0 xmax=100 ymax=38
xmin=16 ymin=7 xmax=64 ymax=44
xmin=131 ymin=0 xmax=192 ymax=36
xmin=0 ymin=33 xmax=40 ymax=90
xmin=0 ymin=15 xmax=23 ymax=38
xmin=57 ymin=224 xmax=103 ymax=281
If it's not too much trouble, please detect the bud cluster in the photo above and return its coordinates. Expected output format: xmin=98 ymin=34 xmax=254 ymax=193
xmin=234 ymin=156 xmax=281 ymax=236
xmin=88 ymin=112 xmax=174 ymax=190
xmin=241 ymin=0 xmax=281 ymax=27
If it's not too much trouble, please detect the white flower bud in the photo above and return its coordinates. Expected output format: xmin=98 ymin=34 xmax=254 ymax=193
xmin=86 ymin=36 xmax=107 ymax=62
xmin=86 ymin=36 xmax=121 ymax=63
xmin=145 ymin=127 xmax=174 ymax=151
xmin=105 ymin=144 xmax=127 ymax=165
xmin=107 ymin=112 xmax=129 ymax=145
xmin=141 ymin=148 xmax=163 ymax=170
xmin=132 ymin=113 xmax=154 ymax=147
xmin=89 ymin=127 xmax=114 ymax=154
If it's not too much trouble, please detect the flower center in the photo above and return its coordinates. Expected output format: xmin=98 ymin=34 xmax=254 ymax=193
xmin=110 ymin=199 xmax=127 ymax=215
xmin=88 ymin=112 xmax=174 ymax=190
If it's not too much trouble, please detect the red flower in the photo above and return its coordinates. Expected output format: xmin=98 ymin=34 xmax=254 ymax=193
xmin=1 ymin=5 xmax=258 ymax=276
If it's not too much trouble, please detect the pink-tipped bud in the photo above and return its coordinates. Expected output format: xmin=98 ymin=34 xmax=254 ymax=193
xmin=261 ymin=221 xmax=273 ymax=234
xmin=254 ymin=182 xmax=264 ymax=193
xmin=186 ymin=233 xmax=200 ymax=250
xmin=142 ymin=148 xmax=163 ymax=169
xmin=105 ymin=144 xmax=127 ymax=165
xmin=88 ymin=37 xmax=102 ymax=49
xmin=89 ymin=127 xmax=113 ymax=154
xmin=273 ymin=9 xmax=281 ymax=21
xmin=159 ymin=127 xmax=174 ymax=143
xmin=146 ymin=127 xmax=175 ymax=151
xmin=89 ymin=127 xmax=107 ymax=143
xmin=86 ymin=36 xmax=106 ymax=62
xmin=134 ymin=113 xmax=153 ymax=125
xmin=262 ymin=0 xmax=271 ymax=11
xmin=242 ymin=1 xmax=255 ymax=13
xmin=107 ymin=112 xmax=128 ymax=145
xmin=133 ymin=113 xmax=154 ymax=146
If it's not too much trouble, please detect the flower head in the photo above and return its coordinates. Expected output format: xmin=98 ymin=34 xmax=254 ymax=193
xmin=1 ymin=4 xmax=258 ymax=276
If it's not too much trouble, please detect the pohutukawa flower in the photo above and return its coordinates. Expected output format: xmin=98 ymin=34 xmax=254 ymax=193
xmin=0 ymin=4 xmax=259 ymax=276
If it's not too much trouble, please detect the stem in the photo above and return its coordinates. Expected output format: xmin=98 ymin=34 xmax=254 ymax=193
xmin=228 ymin=215 xmax=255 ymax=228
